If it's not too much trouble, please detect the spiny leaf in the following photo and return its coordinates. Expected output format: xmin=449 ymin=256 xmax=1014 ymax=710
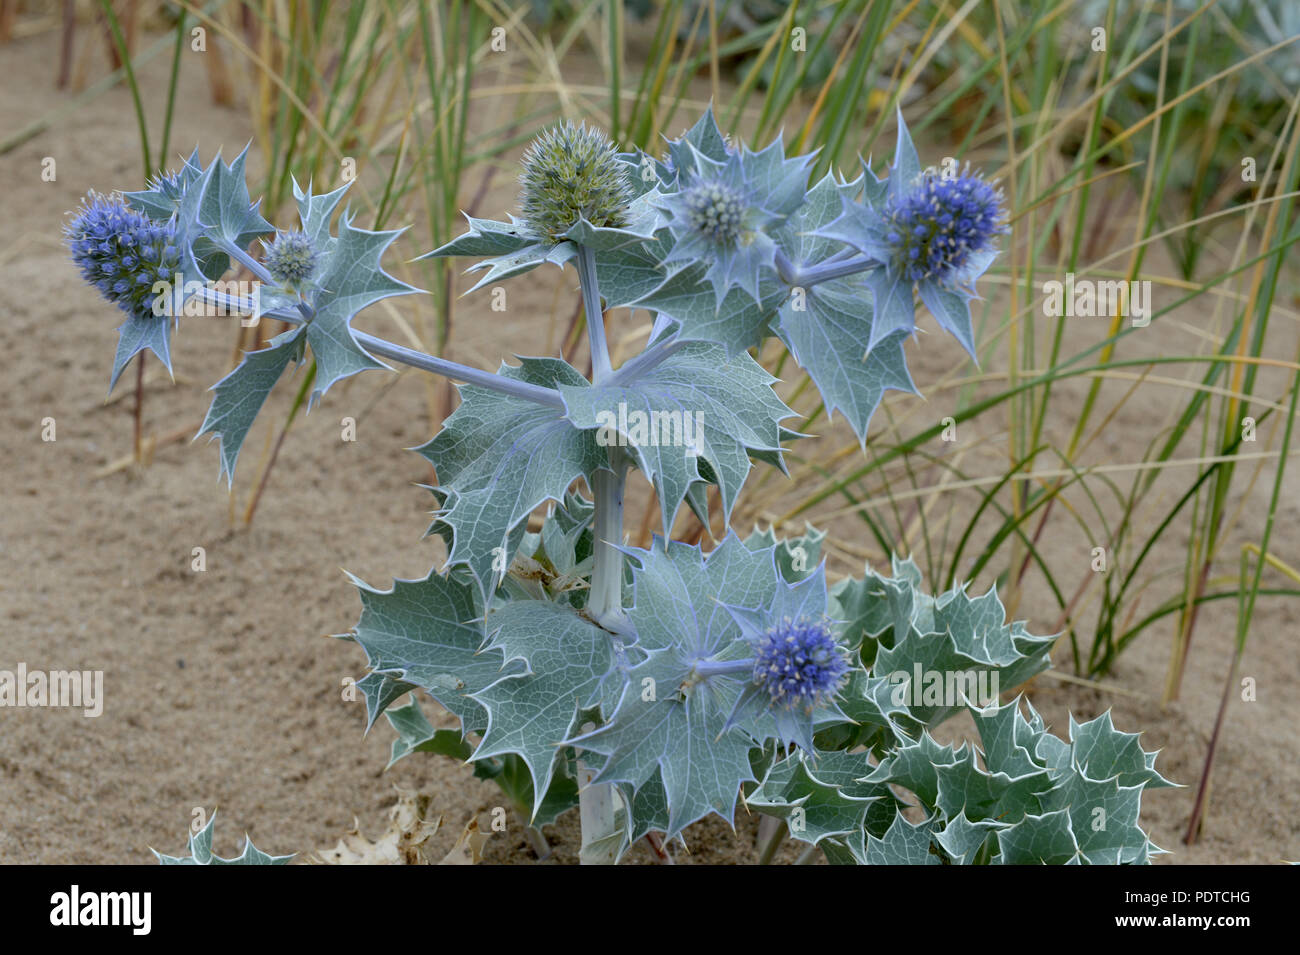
xmin=592 ymin=233 xmax=674 ymax=309
xmin=1067 ymin=710 xmax=1178 ymax=790
xmin=200 ymin=145 xmax=274 ymax=249
xmin=864 ymin=813 xmax=940 ymax=865
xmin=196 ymin=326 xmax=305 ymax=484
xmin=292 ymin=177 xmax=351 ymax=251
xmin=634 ymin=266 xmax=784 ymax=357
xmin=777 ymin=285 xmax=916 ymax=444
xmin=774 ymin=175 xmax=917 ymax=440
xmin=933 ymin=811 xmax=1009 ymax=865
xmin=569 ymin=534 xmax=785 ymax=839
xmin=1042 ymin=769 xmax=1149 ymax=864
xmin=383 ymin=698 xmax=472 ymax=769
xmin=918 ymin=279 xmax=977 ymax=359
xmin=864 ymin=731 xmax=964 ymax=810
xmin=355 ymin=671 xmax=416 ymax=733
xmin=887 ymin=107 xmax=922 ymax=202
xmin=746 ymin=750 xmax=885 ymax=846
xmin=665 ymin=105 xmax=731 ymax=175
xmin=421 ymin=216 xmax=577 ymax=294
xmin=933 ymin=746 xmax=1055 ymax=823
xmin=471 ymin=599 xmax=615 ymax=820
xmin=109 ymin=312 xmax=173 ymax=393
xmin=423 ymin=213 xmax=534 ymax=259
xmin=743 ymin=522 xmax=826 ymax=582
xmin=153 ymin=813 xmax=292 ymax=865
xmin=994 ymin=809 xmax=1081 ymax=865
xmin=346 ymin=568 xmax=524 ymax=734
xmin=306 ymin=211 xmax=419 ymax=400
xmin=572 ymin=647 xmax=758 ymax=842
xmin=859 ymin=266 xmax=917 ymax=352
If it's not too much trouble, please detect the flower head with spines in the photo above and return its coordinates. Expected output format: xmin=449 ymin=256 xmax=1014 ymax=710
xmin=883 ymin=164 xmax=1007 ymax=286
xmin=714 ymin=562 xmax=853 ymax=753
xmin=65 ymin=191 xmax=181 ymax=321
xmin=519 ymin=121 xmax=634 ymax=242
xmin=806 ymin=111 xmax=1009 ymax=360
xmin=752 ymin=615 xmax=849 ymax=713
xmin=658 ymin=131 xmax=814 ymax=307
xmin=263 ymin=229 xmax=318 ymax=288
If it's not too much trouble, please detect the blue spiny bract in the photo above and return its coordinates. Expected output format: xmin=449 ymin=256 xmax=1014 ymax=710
xmin=659 ymin=136 xmax=813 ymax=306
xmin=145 ymin=168 xmax=186 ymax=205
xmin=519 ymin=121 xmax=633 ymax=242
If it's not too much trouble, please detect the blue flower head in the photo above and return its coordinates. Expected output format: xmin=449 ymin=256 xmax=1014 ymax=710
xmin=884 ymin=165 xmax=1007 ymax=286
xmin=715 ymin=563 xmax=853 ymax=753
xmin=263 ymin=230 xmax=318 ymax=287
xmin=66 ymin=191 xmax=181 ymax=320
xmin=752 ymin=616 xmax=849 ymax=712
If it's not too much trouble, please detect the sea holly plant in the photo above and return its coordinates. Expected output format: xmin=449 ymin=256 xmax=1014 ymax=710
xmin=71 ymin=110 xmax=1174 ymax=865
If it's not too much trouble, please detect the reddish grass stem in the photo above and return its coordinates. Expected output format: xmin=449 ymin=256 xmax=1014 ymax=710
xmin=132 ymin=351 xmax=144 ymax=464
xmin=1183 ymin=641 xmax=1242 ymax=845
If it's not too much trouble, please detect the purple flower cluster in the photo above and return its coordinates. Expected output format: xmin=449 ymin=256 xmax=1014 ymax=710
xmin=752 ymin=616 xmax=848 ymax=712
xmin=884 ymin=168 xmax=1005 ymax=284
xmin=66 ymin=192 xmax=180 ymax=320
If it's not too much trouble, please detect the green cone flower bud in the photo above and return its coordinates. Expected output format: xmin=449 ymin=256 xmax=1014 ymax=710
xmin=519 ymin=122 xmax=633 ymax=242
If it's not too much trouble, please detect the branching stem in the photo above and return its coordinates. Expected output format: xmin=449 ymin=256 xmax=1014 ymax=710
xmin=690 ymin=657 xmax=754 ymax=679
xmin=610 ymin=338 xmax=685 ymax=385
xmin=197 ymin=289 xmax=565 ymax=409
xmin=774 ymin=248 xmax=879 ymax=287
xmin=354 ymin=332 xmax=565 ymax=409
xmin=213 ymin=236 xmax=276 ymax=287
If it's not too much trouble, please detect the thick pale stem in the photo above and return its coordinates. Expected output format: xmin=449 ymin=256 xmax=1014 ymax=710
xmin=577 ymin=454 xmax=628 ymax=866
xmin=577 ymin=753 xmax=622 ymax=866
xmin=576 ymin=241 xmax=627 ymax=864
xmin=524 ymin=826 xmax=552 ymax=861
xmin=577 ymin=243 xmax=612 ymax=383
xmin=690 ymin=657 xmax=754 ymax=679
xmin=757 ymin=819 xmax=787 ymax=865
xmin=793 ymin=844 xmax=820 ymax=864
xmin=354 ymin=332 xmax=565 ymax=409
xmin=588 ymin=454 xmax=628 ymax=629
